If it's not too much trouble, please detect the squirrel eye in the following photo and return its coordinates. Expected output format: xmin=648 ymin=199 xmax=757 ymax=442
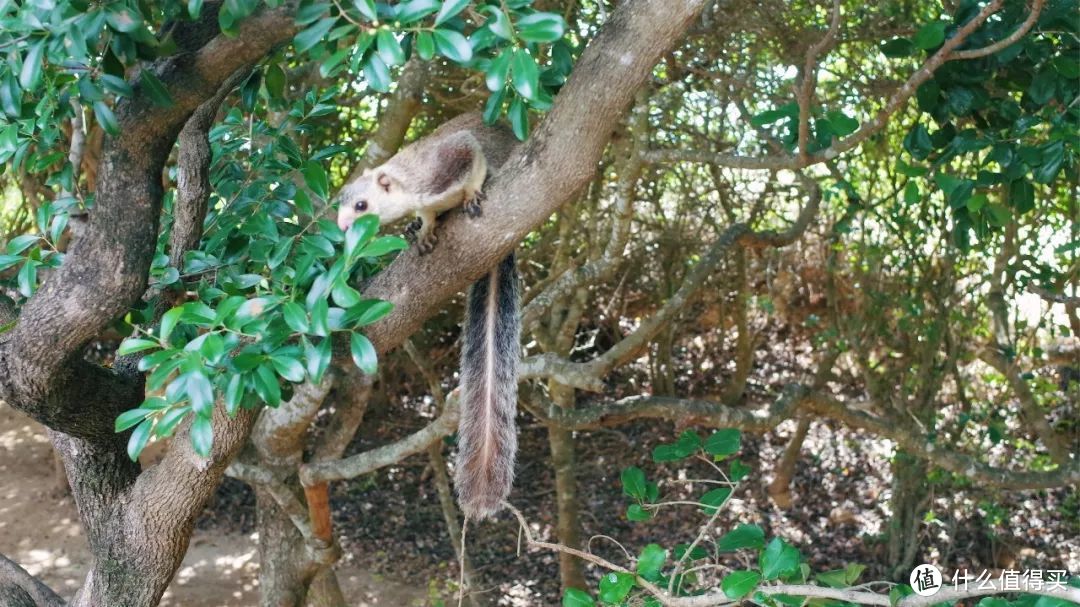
xmin=377 ymin=173 xmax=391 ymax=192
xmin=354 ymin=200 xmax=368 ymax=212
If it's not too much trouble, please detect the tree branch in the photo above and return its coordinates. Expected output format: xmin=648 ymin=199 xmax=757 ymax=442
xmin=0 ymin=552 xmax=64 ymax=607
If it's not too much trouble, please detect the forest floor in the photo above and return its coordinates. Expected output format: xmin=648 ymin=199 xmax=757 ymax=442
xmin=2 ymin=395 xmax=1076 ymax=606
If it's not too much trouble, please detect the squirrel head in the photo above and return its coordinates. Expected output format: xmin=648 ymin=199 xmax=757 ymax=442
xmin=335 ymin=167 xmax=411 ymax=231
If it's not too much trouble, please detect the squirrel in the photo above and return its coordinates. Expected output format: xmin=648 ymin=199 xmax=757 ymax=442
xmin=335 ymin=113 xmax=521 ymax=520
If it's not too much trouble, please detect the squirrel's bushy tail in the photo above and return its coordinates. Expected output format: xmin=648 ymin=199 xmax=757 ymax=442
xmin=455 ymin=253 xmax=520 ymax=520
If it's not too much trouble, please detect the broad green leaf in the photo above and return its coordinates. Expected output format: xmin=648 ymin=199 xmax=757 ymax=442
xmin=154 ymin=405 xmax=191 ymax=438
xmin=350 ymin=333 xmax=378 ymax=374
xmin=636 ymin=544 xmax=666 ymax=581
xmin=295 ymin=17 xmax=336 ymax=54
xmin=160 ymin=307 xmax=184 ymax=345
xmin=903 ymin=181 xmax=920 ymax=205
xmin=352 ymin=0 xmax=377 ymax=20
xmin=283 ymin=302 xmax=310 ymax=333
xmin=270 ymin=353 xmax=306 ymax=383
xmin=376 ymin=29 xmax=405 ymax=66
xmin=224 ymin=375 xmax=244 ymax=417
xmin=332 ymin=279 xmax=362 ymax=308
xmin=562 ymin=588 xmax=595 ymax=607
xmin=126 ymin=418 xmax=154 ymax=461
xmin=254 ymin=364 xmax=282 ymax=406
xmin=626 ymin=504 xmax=651 ymax=521
xmin=912 ymin=22 xmax=946 ymax=50
xmin=760 ymin=538 xmax=801 ymax=580
xmin=118 ymin=338 xmax=160 ymax=356
xmin=345 ymin=213 xmax=380 ymax=256
xmin=510 ymin=49 xmax=539 ymax=100
xmin=396 ymin=0 xmax=439 ymax=23
xmin=347 ymin=299 xmax=394 ymax=326
xmin=363 ymin=53 xmax=391 ymax=93
xmin=700 ymin=487 xmax=732 ymax=515
xmin=139 ymin=69 xmax=174 ymax=108
xmin=516 ymin=12 xmax=565 ymax=43
xmin=717 ymin=524 xmax=765 ymax=551
xmin=190 ymin=414 xmax=213 ymax=457
xmin=305 ymin=336 xmax=332 ymax=383
xmin=93 ymin=101 xmax=120 ymax=136
xmin=435 ymin=0 xmax=469 ymax=26
xmin=302 ymin=160 xmax=329 ymax=199
xmin=115 ymin=408 xmax=154 ymax=432
xmin=188 ymin=0 xmax=204 ymax=18
xmin=880 ymin=38 xmax=915 ymax=58
xmin=19 ymin=40 xmax=45 ymax=91
xmin=597 ymin=572 xmax=634 ymax=604
xmin=721 ymin=570 xmax=761 ymax=600
xmin=433 ymin=28 xmax=472 ymax=63
xmin=486 ymin=49 xmax=512 ymax=92
xmin=620 ymin=466 xmax=646 ymax=500
xmin=415 ymin=31 xmax=435 ymax=60
xmin=509 ymin=96 xmax=528 ymax=140
xmin=825 ymin=110 xmax=858 ymax=137
xmin=106 ymin=4 xmax=144 ymax=32
xmin=729 ymin=460 xmax=751 ymax=481
xmin=704 ymin=428 xmax=741 ymax=456
xmin=1009 ymin=178 xmax=1034 ymax=214
xmin=358 ymin=235 xmax=408 ymax=258
xmin=484 ymin=6 xmax=513 ymax=40
xmin=187 ymin=371 xmax=214 ymax=415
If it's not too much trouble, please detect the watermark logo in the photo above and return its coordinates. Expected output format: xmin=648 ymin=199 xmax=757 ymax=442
xmin=910 ymin=564 xmax=943 ymax=597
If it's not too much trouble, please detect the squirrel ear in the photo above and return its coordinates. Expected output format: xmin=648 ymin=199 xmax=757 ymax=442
xmin=376 ymin=172 xmax=392 ymax=192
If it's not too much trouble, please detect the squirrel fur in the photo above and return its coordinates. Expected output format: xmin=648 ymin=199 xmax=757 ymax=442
xmin=335 ymin=113 xmax=520 ymax=520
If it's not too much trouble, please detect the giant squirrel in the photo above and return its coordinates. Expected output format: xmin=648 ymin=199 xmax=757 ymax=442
xmin=335 ymin=113 xmax=520 ymax=520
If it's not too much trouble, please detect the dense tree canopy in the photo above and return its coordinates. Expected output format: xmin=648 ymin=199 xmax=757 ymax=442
xmin=0 ymin=0 xmax=1076 ymax=606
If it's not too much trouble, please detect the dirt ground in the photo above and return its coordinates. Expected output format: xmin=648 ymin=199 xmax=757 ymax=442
xmin=0 ymin=403 xmax=429 ymax=607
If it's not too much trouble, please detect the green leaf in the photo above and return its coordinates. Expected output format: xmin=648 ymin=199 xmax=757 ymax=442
xmin=345 ymin=213 xmax=380 ymax=256
xmin=332 ymin=278 xmax=362 ymax=308
xmin=700 ymin=487 xmax=732 ymax=515
xmin=139 ymin=69 xmax=174 ymax=108
xmin=415 ymin=31 xmax=435 ymax=60
xmin=717 ymin=524 xmax=765 ymax=551
xmin=903 ymin=181 xmax=920 ymax=205
xmin=350 ymin=333 xmax=378 ymax=374
xmin=270 ymin=353 xmax=306 ymax=383
xmin=93 ymin=101 xmax=120 ymax=136
xmin=16 ymin=260 xmax=36 ymax=297
xmin=636 ymin=544 xmax=666 ymax=581
xmin=254 ymin=364 xmax=282 ymax=406
xmin=224 ymin=375 xmax=244 ymax=417
xmin=118 ymin=338 xmax=160 ymax=356
xmin=486 ymin=48 xmax=512 ymax=92
xmin=396 ymin=0 xmax=440 ymax=23
xmin=626 ymin=504 xmax=652 ymax=521
xmin=283 ymin=302 xmax=309 ymax=333
xmin=126 ymin=418 xmax=154 ymax=461
xmin=516 ymin=12 xmax=566 ymax=43
xmin=359 ymin=235 xmax=408 ymax=258
xmin=1034 ymin=141 xmax=1065 ymax=184
xmin=721 ymin=570 xmax=761 ymax=600
xmin=674 ymin=543 xmax=708 ymax=560
xmin=100 ymin=74 xmax=133 ymax=97
xmin=903 ymin=124 xmax=932 ymax=160
xmin=562 ymin=588 xmax=595 ymax=607
xmin=435 ymin=0 xmax=469 ymax=25
xmin=377 ymin=29 xmax=405 ymax=66
xmin=760 ymin=538 xmax=801 ymax=580
xmin=295 ymin=17 xmax=336 ymax=54
xmin=704 ymin=428 xmax=741 ymax=456
xmin=190 ymin=414 xmax=213 ymax=457
xmin=106 ymin=4 xmax=144 ymax=32
xmin=115 ymin=408 xmax=154 ymax=432
xmin=348 ymin=299 xmax=394 ymax=326
xmin=187 ymin=371 xmax=214 ymax=415
xmin=485 ymin=6 xmax=513 ymax=39
xmin=188 ymin=0 xmax=204 ymax=18
xmin=305 ymin=337 xmax=332 ymax=383
xmin=154 ymin=405 xmax=191 ymax=438
xmin=19 ymin=40 xmax=45 ymax=90
xmin=825 ymin=110 xmax=858 ymax=137
xmin=510 ymin=49 xmax=539 ymax=100
xmin=363 ymin=53 xmax=392 ymax=93
xmin=160 ymin=307 xmax=184 ymax=345
xmin=303 ymin=160 xmax=329 ymax=199
xmin=0 ymin=255 xmax=22 ymax=272
xmin=1009 ymin=178 xmax=1034 ymax=214
xmin=509 ymin=96 xmax=529 ymax=140
xmin=432 ymin=28 xmax=472 ymax=63
xmin=750 ymin=102 xmax=798 ymax=127
xmin=620 ymin=466 xmax=647 ymax=500
xmin=912 ymin=21 xmax=946 ymax=50
xmin=729 ymin=459 xmax=751 ymax=481
xmin=352 ymin=0 xmax=377 ymax=20
xmin=597 ymin=572 xmax=634 ymax=604
xmin=816 ymin=569 xmax=849 ymax=588
xmin=880 ymin=38 xmax=915 ymax=58
xmin=1028 ymin=68 xmax=1056 ymax=106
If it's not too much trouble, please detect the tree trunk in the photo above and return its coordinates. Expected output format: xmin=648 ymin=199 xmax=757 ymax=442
xmin=547 ymin=382 xmax=587 ymax=592
xmin=887 ymin=451 xmax=929 ymax=580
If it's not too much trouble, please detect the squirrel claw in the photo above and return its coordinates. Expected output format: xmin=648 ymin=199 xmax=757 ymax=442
xmin=404 ymin=219 xmax=423 ymax=240
xmin=464 ymin=190 xmax=485 ymax=218
xmin=417 ymin=233 xmax=438 ymax=255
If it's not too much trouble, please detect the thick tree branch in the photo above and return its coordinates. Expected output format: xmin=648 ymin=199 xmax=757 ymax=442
xmin=0 ymin=553 xmax=64 ymax=607
xmin=356 ymin=0 xmax=708 ymax=357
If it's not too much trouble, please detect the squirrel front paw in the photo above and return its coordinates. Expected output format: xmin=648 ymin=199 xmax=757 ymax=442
xmin=464 ymin=189 xmax=485 ymax=218
xmin=404 ymin=218 xmax=423 ymax=240
xmin=417 ymin=231 xmax=438 ymax=255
